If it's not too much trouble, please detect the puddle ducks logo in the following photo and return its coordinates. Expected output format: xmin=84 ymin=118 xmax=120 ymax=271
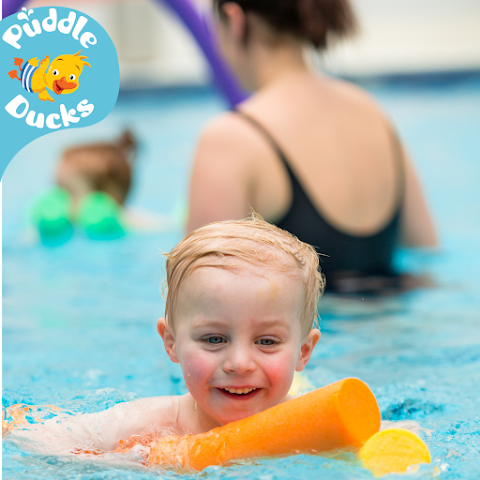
xmin=0 ymin=7 xmax=120 ymax=178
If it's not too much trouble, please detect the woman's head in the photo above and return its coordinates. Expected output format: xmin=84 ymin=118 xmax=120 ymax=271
xmin=213 ymin=0 xmax=356 ymax=90
xmin=213 ymin=0 xmax=356 ymax=50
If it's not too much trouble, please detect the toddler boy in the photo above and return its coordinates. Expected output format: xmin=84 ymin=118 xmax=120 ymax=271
xmin=6 ymin=213 xmax=324 ymax=453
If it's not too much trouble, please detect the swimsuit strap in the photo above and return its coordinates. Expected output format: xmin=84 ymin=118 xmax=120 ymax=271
xmin=233 ymin=110 xmax=294 ymax=174
xmin=233 ymin=109 xmax=405 ymax=291
xmin=235 ymin=109 xmax=405 ymax=210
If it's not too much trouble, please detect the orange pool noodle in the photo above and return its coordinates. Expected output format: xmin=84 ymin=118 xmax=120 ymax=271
xmin=148 ymin=377 xmax=381 ymax=471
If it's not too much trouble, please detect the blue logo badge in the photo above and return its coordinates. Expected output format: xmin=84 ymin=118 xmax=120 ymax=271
xmin=0 ymin=6 xmax=119 ymax=178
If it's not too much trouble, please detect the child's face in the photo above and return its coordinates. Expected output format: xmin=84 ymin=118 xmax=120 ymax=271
xmin=159 ymin=259 xmax=320 ymax=427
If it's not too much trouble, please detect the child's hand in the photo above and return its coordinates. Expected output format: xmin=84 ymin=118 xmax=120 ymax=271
xmin=3 ymin=404 xmax=31 ymax=436
xmin=115 ymin=422 xmax=187 ymax=455
xmin=2 ymin=411 xmax=13 ymax=436
xmin=3 ymin=403 xmax=67 ymax=437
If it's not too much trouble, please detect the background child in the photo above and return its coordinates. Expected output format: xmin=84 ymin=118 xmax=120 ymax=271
xmin=5 ymin=213 xmax=323 ymax=456
xmin=56 ymin=130 xmax=136 ymax=207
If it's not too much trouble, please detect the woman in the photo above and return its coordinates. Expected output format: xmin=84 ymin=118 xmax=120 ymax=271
xmin=187 ymin=0 xmax=437 ymax=293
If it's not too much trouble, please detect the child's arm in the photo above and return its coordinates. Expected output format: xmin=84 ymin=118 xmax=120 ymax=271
xmin=7 ymin=396 xmax=180 ymax=453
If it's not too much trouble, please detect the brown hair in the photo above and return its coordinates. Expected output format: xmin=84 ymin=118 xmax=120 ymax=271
xmin=57 ymin=130 xmax=136 ymax=205
xmin=163 ymin=213 xmax=325 ymax=339
xmin=214 ymin=0 xmax=357 ymax=49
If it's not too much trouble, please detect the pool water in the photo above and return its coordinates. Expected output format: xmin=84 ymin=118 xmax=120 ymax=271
xmin=3 ymin=79 xmax=480 ymax=480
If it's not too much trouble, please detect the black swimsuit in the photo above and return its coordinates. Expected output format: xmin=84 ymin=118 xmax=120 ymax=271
xmin=235 ymin=111 xmax=405 ymax=294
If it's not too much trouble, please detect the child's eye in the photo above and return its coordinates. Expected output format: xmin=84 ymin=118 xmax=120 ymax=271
xmin=257 ymin=338 xmax=277 ymax=346
xmin=204 ymin=336 xmax=226 ymax=344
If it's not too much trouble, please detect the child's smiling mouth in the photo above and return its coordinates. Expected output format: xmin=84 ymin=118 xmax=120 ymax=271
xmin=217 ymin=387 xmax=260 ymax=398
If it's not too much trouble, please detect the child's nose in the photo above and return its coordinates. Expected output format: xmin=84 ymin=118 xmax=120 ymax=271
xmin=222 ymin=345 xmax=256 ymax=375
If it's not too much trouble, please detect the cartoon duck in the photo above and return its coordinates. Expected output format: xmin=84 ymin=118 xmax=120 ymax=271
xmin=8 ymin=50 xmax=91 ymax=102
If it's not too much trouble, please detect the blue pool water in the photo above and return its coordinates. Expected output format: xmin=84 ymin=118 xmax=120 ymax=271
xmin=3 ymin=78 xmax=480 ymax=480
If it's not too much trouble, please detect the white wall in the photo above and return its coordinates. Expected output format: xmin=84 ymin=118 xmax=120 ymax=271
xmin=29 ymin=0 xmax=480 ymax=86
xmin=325 ymin=0 xmax=480 ymax=76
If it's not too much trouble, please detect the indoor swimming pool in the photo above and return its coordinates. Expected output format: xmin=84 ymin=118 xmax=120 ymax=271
xmin=3 ymin=77 xmax=480 ymax=479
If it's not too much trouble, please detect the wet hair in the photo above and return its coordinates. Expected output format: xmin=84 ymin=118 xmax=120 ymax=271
xmin=214 ymin=0 xmax=357 ymax=49
xmin=163 ymin=212 xmax=325 ymax=339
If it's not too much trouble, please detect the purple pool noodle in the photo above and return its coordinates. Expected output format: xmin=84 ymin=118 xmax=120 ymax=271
xmin=2 ymin=0 xmax=247 ymax=108
xmin=161 ymin=0 xmax=248 ymax=108
xmin=3 ymin=0 xmax=29 ymax=18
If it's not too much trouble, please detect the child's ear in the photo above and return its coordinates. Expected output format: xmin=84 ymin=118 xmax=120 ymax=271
xmin=157 ymin=318 xmax=179 ymax=364
xmin=295 ymin=328 xmax=321 ymax=372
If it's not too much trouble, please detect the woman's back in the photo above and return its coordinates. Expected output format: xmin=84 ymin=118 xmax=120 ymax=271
xmin=237 ymin=74 xmax=400 ymax=236
xmin=187 ymin=0 xmax=436 ymax=291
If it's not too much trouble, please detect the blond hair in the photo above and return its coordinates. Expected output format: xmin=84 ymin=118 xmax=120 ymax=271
xmin=163 ymin=213 xmax=325 ymax=339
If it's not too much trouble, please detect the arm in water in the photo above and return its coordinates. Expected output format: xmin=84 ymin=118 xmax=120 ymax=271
xmin=3 ymin=396 xmax=182 ymax=453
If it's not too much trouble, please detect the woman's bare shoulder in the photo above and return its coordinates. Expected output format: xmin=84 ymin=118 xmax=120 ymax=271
xmin=200 ymin=110 xmax=267 ymax=152
xmin=187 ymin=110 xmax=264 ymax=231
xmin=194 ymin=109 xmax=275 ymax=177
xmin=324 ymin=77 xmax=388 ymax=116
